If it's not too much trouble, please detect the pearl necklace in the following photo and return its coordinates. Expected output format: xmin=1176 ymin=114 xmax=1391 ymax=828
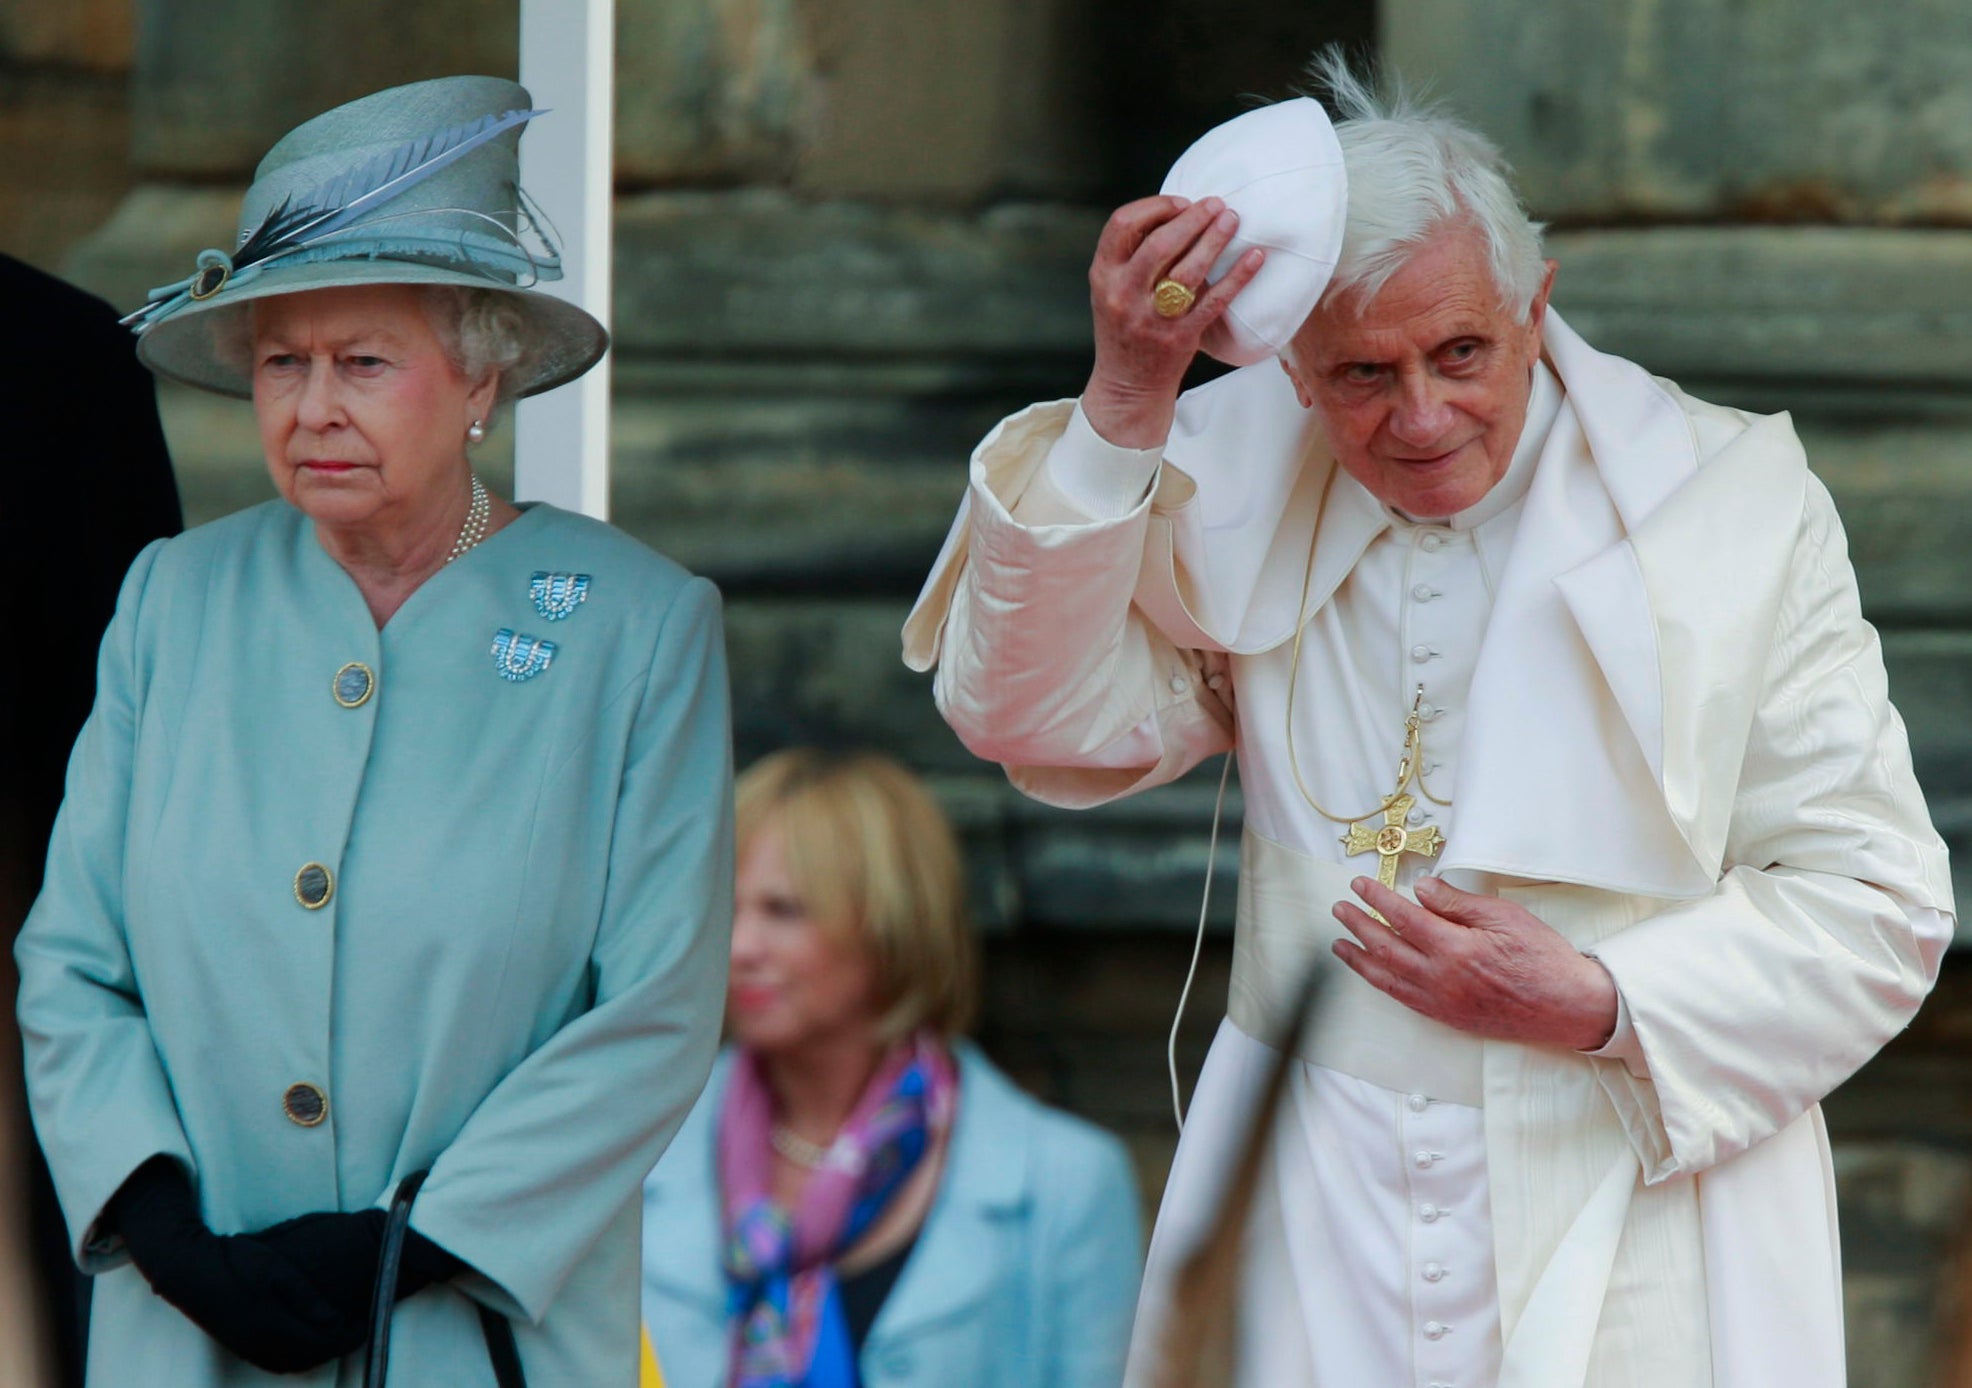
xmin=769 ymin=1123 xmax=834 ymax=1170
xmin=445 ymin=474 xmax=491 ymax=565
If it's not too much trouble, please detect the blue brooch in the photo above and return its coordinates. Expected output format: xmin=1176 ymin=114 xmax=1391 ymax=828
xmin=491 ymin=628 xmax=557 ymax=682
xmin=530 ymin=571 xmax=591 ymax=622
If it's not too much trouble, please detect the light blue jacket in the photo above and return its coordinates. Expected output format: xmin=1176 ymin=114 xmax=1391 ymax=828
xmin=641 ymin=1044 xmax=1143 ymax=1388
xmin=17 ymin=500 xmax=734 ymax=1386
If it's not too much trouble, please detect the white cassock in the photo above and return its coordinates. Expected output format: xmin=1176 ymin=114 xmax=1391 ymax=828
xmin=902 ymin=311 xmax=1956 ymax=1388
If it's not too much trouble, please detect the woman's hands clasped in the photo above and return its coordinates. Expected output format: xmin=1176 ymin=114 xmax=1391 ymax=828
xmin=109 ymin=1158 xmax=461 ymax=1373
xmin=1082 ymin=196 xmax=1266 ymax=449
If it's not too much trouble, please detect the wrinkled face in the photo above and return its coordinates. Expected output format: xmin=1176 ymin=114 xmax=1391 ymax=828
xmin=251 ymin=284 xmax=496 ymax=533
xmin=1284 ymin=228 xmax=1554 ymax=519
xmin=727 ymin=822 xmax=884 ymax=1057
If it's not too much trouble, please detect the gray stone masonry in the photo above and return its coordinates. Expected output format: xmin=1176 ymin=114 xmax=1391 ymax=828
xmin=1384 ymin=0 xmax=1972 ymax=224
xmin=0 ymin=3 xmax=137 ymax=270
xmin=128 ymin=0 xmax=516 ymax=177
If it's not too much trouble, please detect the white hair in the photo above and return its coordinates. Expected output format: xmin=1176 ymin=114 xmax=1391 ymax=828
xmin=1303 ymin=47 xmax=1547 ymax=321
xmin=420 ymin=286 xmax=532 ymax=403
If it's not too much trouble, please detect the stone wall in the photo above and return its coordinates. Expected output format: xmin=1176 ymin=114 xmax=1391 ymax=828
xmin=1386 ymin=0 xmax=1972 ymax=224
xmin=128 ymin=0 xmax=516 ymax=178
xmin=0 ymin=1 xmax=138 ymax=269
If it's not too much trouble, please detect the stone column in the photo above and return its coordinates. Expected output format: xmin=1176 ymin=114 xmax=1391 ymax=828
xmin=0 ymin=0 xmax=139 ymax=269
xmin=613 ymin=0 xmax=1108 ymax=200
xmin=1386 ymin=0 xmax=1972 ymax=224
xmin=130 ymin=0 xmax=517 ymax=177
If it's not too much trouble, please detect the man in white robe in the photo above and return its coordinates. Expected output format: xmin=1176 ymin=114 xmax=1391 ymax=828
xmin=901 ymin=65 xmax=1955 ymax=1388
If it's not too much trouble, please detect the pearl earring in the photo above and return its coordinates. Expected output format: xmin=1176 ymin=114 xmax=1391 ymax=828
xmin=467 ymin=418 xmax=487 ymax=445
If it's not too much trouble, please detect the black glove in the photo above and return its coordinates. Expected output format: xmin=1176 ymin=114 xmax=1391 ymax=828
xmin=108 ymin=1157 xmax=359 ymax=1371
xmin=255 ymin=1206 xmax=465 ymax=1315
xmin=107 ymin=1158 xmax=467 ymax=1374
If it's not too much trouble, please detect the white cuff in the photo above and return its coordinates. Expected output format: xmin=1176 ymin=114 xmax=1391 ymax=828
xmin=1585 ymin=983 xmax=1650 ymax=1080
xmin=1035 ymin=401 xmax=1164 ymax=521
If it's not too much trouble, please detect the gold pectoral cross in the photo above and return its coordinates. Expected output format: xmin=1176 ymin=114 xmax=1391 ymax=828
xmin=1341 ymin=793 xmax=1445 ymax=888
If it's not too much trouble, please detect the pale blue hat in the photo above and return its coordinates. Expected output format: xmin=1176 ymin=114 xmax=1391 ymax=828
xmin=126 ymin=75 xmax=608 ymax=399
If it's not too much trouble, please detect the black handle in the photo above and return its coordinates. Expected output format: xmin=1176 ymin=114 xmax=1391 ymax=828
xmin=478 ymin=1303 xmax=527 ymax=1388
xmin=363 ymin=1170 xmax=427 ymax=1388
xmin=363 ymin=1171 xmax=526 ymax=1388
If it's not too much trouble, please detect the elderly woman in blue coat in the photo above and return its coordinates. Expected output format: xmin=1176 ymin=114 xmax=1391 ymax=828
xmin=640 ymin=749 xmax=1142 ymax=1388
xmin=15 ymin=77 xmax=733 ymax=1385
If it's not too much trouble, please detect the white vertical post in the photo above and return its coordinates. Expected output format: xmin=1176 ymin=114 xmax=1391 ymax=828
xmin=515 ymin=0 xmax=614 ymax=520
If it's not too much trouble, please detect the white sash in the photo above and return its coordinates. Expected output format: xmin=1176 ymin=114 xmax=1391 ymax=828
xmin=1231 ymin=828 xmax=1485 ymax=1105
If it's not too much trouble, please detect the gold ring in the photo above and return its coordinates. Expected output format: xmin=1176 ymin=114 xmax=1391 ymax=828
xmin=1152 ymin=279 xmax=1197 ymax=318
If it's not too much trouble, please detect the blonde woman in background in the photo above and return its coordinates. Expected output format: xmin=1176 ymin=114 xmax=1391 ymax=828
xmin=641 ymin=749 xmax=1143 ymax=1388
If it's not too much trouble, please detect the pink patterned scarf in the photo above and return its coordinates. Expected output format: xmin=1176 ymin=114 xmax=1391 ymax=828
xmin=717 ymin=1034 xmax=958 ymax=1387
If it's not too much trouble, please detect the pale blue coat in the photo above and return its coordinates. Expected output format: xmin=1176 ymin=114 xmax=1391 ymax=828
xmin=17 ymin=499 xmax=734 ymax=1386
xmin=641 ymin=1045 xmax=1144 ymax=1388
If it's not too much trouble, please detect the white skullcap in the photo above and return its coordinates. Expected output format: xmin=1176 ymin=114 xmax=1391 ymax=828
xmin=1159 ymin=97 xmax=1348 ymax=366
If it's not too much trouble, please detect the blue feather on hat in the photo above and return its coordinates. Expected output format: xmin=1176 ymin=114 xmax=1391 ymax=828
xmin=123 ymin=105 xmax=548 ymax=331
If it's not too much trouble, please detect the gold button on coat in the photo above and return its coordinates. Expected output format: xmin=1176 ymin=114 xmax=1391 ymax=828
xmin=332 ymin=662 xmax=375 ymax=708
xmin=293 ymin=863 xmax=334 ymax=909
xmin=283 ymin=1083 xmax=329 ymax=1127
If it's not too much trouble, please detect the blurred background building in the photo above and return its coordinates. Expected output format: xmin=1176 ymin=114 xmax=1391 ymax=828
xmin=5 ymin=1 xmax=1972 ymax=1382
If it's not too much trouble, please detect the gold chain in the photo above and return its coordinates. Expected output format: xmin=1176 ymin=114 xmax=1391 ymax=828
xmin=1282 ymin=465 xmax=1453 ymax=824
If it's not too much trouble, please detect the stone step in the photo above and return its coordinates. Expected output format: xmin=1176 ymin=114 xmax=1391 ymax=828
xmin=1550 ymin=227 xmax=1972 ymax=395
xmin=71 ymin=189 xmax=1972 ymax=393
